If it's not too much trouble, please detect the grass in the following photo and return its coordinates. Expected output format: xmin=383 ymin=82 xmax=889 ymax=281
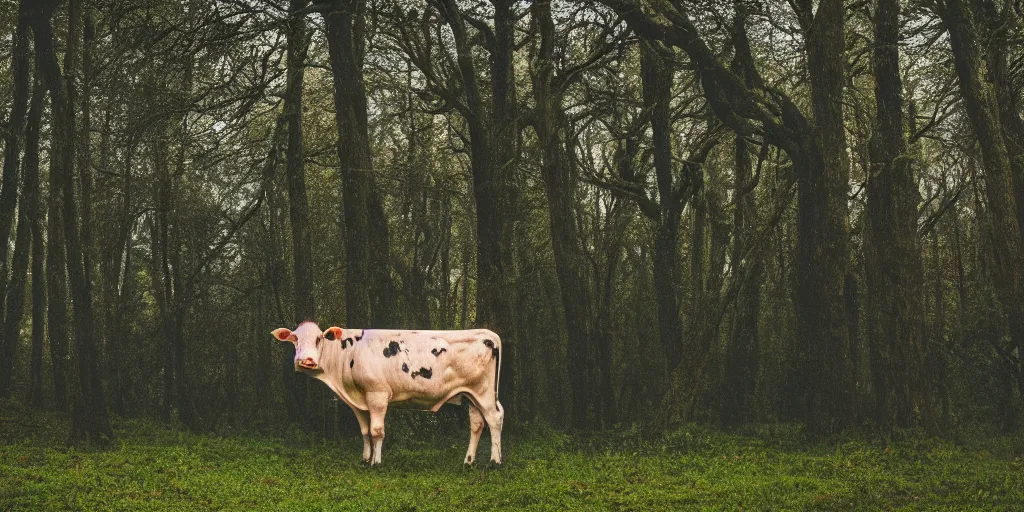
xmin=2 ymin=405 xmax=1023 ymax=510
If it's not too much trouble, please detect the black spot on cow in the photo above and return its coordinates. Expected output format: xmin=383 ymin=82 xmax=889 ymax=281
xmin=483 ymin=339 xmax=499 ymax=359
xmin=383 ymin=341 xmax=401 ymax=357
xmin=431 ymin=348 xmax=447 ymax=357
xmin=350 ymin=360 xmax=354 ymax=369
xmin=402 ymin=363 xmax=409 ymax=373
xmin=342 ymin=337 xmax=355 ymax=349
xmin=354 ymin=332 xmax=364 ymax=341
xmin=411 ymin=367 xmax=433 ymax=379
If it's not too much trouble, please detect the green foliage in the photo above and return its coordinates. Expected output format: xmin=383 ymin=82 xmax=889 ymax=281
xmin=2 ymin=405 xmax=1023 ymax=510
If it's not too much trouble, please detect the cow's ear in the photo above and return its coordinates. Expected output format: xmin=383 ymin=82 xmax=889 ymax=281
xmin=323 ymin=326 xmax=343 ymax=342
xmin=271 ymin=328 xmax=297 ymax=343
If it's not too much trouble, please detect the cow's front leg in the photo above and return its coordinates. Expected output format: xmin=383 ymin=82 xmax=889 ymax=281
xmin=367 ymin=392 xmax=390 ymax=466
xmin=352 ymin=408 xmax=372 ymax=464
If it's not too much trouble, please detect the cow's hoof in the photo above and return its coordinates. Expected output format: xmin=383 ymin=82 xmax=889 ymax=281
xmin=360 ymin=459 xmax=371 ymax=467
xmin=487 ymin=460 xmax=503 ymax=469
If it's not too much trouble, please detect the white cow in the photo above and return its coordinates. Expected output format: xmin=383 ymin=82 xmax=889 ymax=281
xmin=271 ymin=322 xmax=504 ymax=466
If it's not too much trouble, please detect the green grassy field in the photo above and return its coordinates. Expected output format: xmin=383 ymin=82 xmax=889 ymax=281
xmin=2 ymin=405 xmax=1023 ymax=511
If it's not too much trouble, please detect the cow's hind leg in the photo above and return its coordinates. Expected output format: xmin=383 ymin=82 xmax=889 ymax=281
xmin=481 ymin=400 xmax=504 ymax=465
xmin=367 ymin=392 xmax=389 ymax=466
xmin=465 ymin=403 xmax=485 ymax=465
xmin=352 ymin=408 xmax=372 ymax=464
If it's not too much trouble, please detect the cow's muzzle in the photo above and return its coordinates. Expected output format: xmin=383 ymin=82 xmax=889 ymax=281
xmin=297 ymin=357 xmax=319 ymax=370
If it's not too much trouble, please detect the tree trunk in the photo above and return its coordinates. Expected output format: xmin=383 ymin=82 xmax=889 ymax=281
xmin=46 ymin=123 xmax=70 ymax=413
xmin=640 ymin=43 xmax=686 ymax=374
xmin=436 ymin=0 xmax=521 ymax=414
xmin=791 ymin=0 xmax=855 ymax=434
xmin=27 ymin=80 xmax=46 ymax=406
xmin=721 ymin=135 xmax=763 ymax=427
xmin=864 ymin=0 xmax=931 ymax=429
xmin=0 ymin=80 xmax=42 ymax=400
xmin=985 ymin=12 xmax=1024 ymax=235
xmin=367 ymin=186 xmax=398 ymax=327
xmin=477 ymin=0 xmax=520 ymax=406
xmin=103 ymin=137 xmax=134 ymax=416
xmin=941 ymin=0 xmax=1024 ymax=403
xmin=286 ymin=0 xmax=315 ymax=325
xmin=530 ymin=0 xmax=599 ymax=429
xmin=0 ymin=2 xmax=31 ymax=311
xmin=323 ymin=1 xmax=375 ymax=328
xmin=689 ymin=178 xmax=706 ymax=349
xmin=32 ymin=0 xmax=113 ymax=443
xmin=150 ymin=134 xmax=175 ymax=423
xmin=79 ymin=10 xmax=99 ymax=339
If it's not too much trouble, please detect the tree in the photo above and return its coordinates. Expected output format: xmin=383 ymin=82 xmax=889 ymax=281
xmin=31 ymin=0 xmax=112 ymax=443
xmin=865 ymin=0 xmax=931 ymax=429
xmin=0 ymin=1 xmax=31 ymax=315
xmin=935 ymin=0 xmax=1024 ymax=415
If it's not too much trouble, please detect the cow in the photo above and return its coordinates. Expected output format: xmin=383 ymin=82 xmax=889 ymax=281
xmin=271 ymin=322 xmax=504 ymax=466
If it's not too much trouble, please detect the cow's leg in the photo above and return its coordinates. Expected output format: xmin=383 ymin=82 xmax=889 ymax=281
xmin=367 ymin=392 xmax=389 ymax=466
xmin=352 ymin=408 xmax=372 ymax=464
xmin=481 ymin=400 xmax=504 ymax=465
xmin=465 ymin=404 xmax=485 ymax=465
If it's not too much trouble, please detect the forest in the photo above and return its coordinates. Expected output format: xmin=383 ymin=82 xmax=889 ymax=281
xmin=1 ymin=0 xmax=1024 ymax=508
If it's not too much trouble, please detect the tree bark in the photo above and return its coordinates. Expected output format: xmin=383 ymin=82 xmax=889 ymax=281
xmin=940 ymin=0 xmax=1024 ymax=402
xmin=433 ymin=0 xmax=521 ymax=413
xmin=79 ymin=9 xmax=99 ymax=335
xmin=323 ymin=0 xmax=376 ymax=328
xmin=27 ymin=80 xmax=46 ymax=406
xmin=530 ymin=0 xmax=599 ymax=428
xmin=0 ymin=1 xmax=31 ymax=313
xmin=721 ymin=135 xmax=763 ymax=426
xmin=286 ymin=0 xmax=315 ymax=325
xmin=283 ymin=0 xmax=314 ymax=426
xmin=0 ymin=80 xmax=42 ymax=400
xmin=789 ymin=0 xmax=855 ymax=433
xmin=103 ymin=137 xmax=134 ymax=416
xmin=45 ymin=116 xmax=70 ymax=413
xmin=983 ymin=7 xmax=1024 ymax=234
xmin=32 ymin=0 xmax=112 ymax=443
xmin=865 ymin=0 xmax=931 ymax=429
xmin=640 ymin=43 xmax=686 ymax=375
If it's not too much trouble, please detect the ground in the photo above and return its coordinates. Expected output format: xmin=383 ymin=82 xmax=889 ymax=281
xmin=2 ymin=405 xmax=1023 ymax=510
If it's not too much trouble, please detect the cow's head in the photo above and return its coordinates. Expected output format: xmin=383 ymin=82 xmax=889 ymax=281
xmin=271 ymin=322 xmax=342 ymax=372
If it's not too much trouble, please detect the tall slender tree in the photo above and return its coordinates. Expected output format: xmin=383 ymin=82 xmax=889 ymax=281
xmin=321 ymin=0 xmax=395 ymax=328
xmin=26 ymin=81 xmax=46 ymax=406
xmin=530 ymin=0 xmax=600 ymax=427
xmin=285 ymin=0 xmax=313 ymax=423
xmin=31 ymin=0 xmax=112 ymax=443
xmin=0 ymin=0 xmax=32 ymax=344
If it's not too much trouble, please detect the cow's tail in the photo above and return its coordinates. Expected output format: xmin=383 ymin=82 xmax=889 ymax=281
xmin=495 ymin=338 xmax=502 ymax=400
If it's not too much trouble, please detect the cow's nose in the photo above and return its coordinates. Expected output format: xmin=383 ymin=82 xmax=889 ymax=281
xmin=298 ymin=357 xmax=318 ymax=369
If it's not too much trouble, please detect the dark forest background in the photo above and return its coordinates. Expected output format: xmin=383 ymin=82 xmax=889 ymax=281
xmin=0 ymin=0 xmax=1022 ymax=445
